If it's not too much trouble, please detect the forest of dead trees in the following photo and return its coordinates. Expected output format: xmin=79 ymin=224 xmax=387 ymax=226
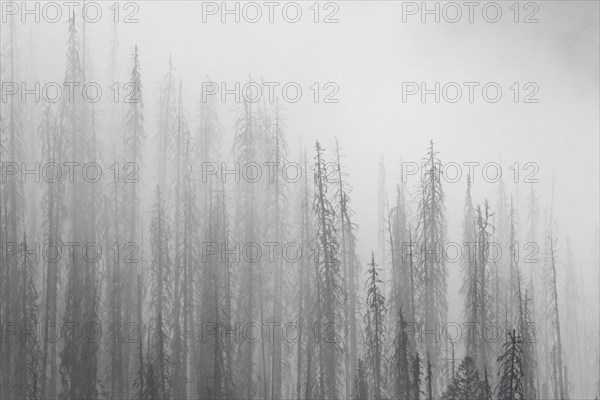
xmin=0 ymin=14 xmax=599 ymax=400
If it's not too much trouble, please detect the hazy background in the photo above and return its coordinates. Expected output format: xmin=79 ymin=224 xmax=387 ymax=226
xmin=8 ymin=0 xmax=600 ymax=323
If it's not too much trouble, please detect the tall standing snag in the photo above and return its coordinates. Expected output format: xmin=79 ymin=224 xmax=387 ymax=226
xmin=312 ymin=141 xmax=344 ymax=400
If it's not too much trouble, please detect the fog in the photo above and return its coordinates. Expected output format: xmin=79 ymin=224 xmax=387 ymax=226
xmin=0 ymin=1 xmax=598 ymax=399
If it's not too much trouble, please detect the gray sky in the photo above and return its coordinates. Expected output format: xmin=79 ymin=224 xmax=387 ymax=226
xmin=8 ymin=0 xmax=600 ymax=321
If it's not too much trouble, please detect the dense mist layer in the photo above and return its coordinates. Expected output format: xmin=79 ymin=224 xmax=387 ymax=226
xmin=0 ymin=1 xmax=598 ymax=400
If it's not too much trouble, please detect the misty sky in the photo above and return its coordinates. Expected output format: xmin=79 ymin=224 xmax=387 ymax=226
xmin=5 ymin=0 xmax=599 ymax=322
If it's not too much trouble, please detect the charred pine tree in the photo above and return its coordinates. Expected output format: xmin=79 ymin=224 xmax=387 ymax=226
xmin=406 ymin=226 xmax=417 ymax=350
xmin=526 ymin=184 xmax=540 ymax=279
xmin=391 ymin=308 xmax=412 ymax=400
xmin=156 ymin=56 xmax=177 ymax=192
xmin=101 ymin=177 xmax=125 ymax=400
xmin=411 ymin=352 xmax=423 ymax=400
xmin=517 ymin=279 xmax=538 ymax=400
xmin=13 ymin=234 xmax=41 ymax=400
xmin=196 ymin=76 xmax=222 ymax=201
xmin=461 ymin=179 xmax=478 ymax=364
xmin=472 ymin=202 xmax=494 ymax=373
xmin=232 ymin=91 xmax=261 ymax=400
xmin=511 ymin=198 xmax=537 ymax=400
xmin=254 ymin=85 xmax=274 ymax=399
xmin=508 ymin=196 xmax=519 ymax=327
xmin=122 ymin=44 xmax=145 ymax=398
xmin=496 ymin=329 xmax=524 ymax=400
xmin=415 ymin=140 xmax=447 ymax=395
xmin=267 ymin=102 xmax=289 ymax=400
xmin=166 ymin=85 xmax=197 ymax=399
xmin=496 ymin=176 xmax=510 ymax=314
xmin=195 ymin=75 xmax=224 ymax=400
xmin=365 ymin=252 xmax=386 ymax=400
xmin=149 ymin=186 xmax=173 ymax=399
xmin=488 ymin=217 xmax=503 ymax=362
xmin=294 ymin=152 xmax=316 ymax=400
xmin=220 ymin=180 xmax=236 ymax=400
xmin=526 ymin=183 xmax=545 ymax=394
xmin=141 ymin=328 xmax=159 ymax=400
xmin=564 ymin=237 xmax=583 ymax=397
xmin=389 ymin=178 xmax=414 ymax=341
xmin=182 ymin=138 xmax=200 ymax=398
xmin=0 ymin=16 xmax=25 ymax=399
xmin=198 ymin=173 xmax=230 ymax=400
xmin=39 ymin=102 xmax=64 ymax=400
xmin=171 ymin=81 xmax=193 ymax=400
xmin=60 ymin=14 xmax=100 ymax=399
xmin=546 ymin=232 xmax=566 ymax=400
xmin=133 ymin=274 xmax=146 ymax=400
xmin=333 ymin=138 xmax=360 ymax=396
xmin=312 ymin=141 xmax=344 ymax=400
xmin=425 ymin=352 xmax=433 ymax=400
xmin=217 ymin=185 xmax=231 ymax=400
xmin=79 ymin=20 xmax=102 ymax=398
